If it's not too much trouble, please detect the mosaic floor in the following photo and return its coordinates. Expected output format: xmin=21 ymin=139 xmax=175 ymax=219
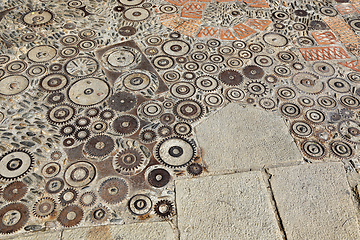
xmin=1 ymin=0 xmax=360 ymax=237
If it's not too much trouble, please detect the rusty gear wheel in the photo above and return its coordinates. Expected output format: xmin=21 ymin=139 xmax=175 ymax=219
xmin=139 ymin=129 xmax=157 ymax=144
xmin=84 ymin=135 xmax=115 ymax=158
xmin=147 ymin=168 xmax=171 ymax=188
xmin=90 ymin=206 xmax=110 ymax=224
xmin=57 ymin=205 xmax=83 ymax=227
xmin=99 ymin=177 xmax=128 ymax=204
xmin=114 ymin=148 xmax=145 ymax=174
xmin=219 ymin=69 xmax=243 ymax=86
xmin=0 ymin=203 xmax=29 ymax=234
xmin=33 ymin=197 xmax=56 ymax=218
xmin=112 ymin=115 xmax=139 ymax=136
xmin=59 ymin=188 xmax=78 ymax=206
xmin=154 ymin=200 xmax=174 ymax=218
xmin=3 ymin=181 xmax=27 ymax=202
xmin=186 ymin=163 xmax=203 ymax=176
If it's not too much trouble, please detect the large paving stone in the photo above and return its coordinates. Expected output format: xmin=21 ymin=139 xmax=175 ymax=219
xmin=269 ymin=162 xmax=360 ymax=240
xmin=195 ymin=103 xmax=301 ymax=172
xmin=62 ymin=221 xmax=175 ymax=240
xmin=176 ymin=171 xmax=282 ymax=240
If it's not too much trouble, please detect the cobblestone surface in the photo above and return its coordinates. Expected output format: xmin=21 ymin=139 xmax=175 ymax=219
xmin=1 ymin=0 xmax=360 ymax=238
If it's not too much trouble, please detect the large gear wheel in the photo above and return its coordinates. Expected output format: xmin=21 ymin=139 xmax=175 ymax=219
xmin=67 ymin=78 xmax=111 ymax=106
xmin=0 ymin=203 xmax=29 ymax=234
xmin=39 ymin=73 xmax=69 ymax=92
xmin=57 ymin=205 xmax=83 ymax=227
xmin=0 ymin=150 xmax=34 ymax=181
xmin=147 ymin=168 xmax=171 ymax=188
xmin=84 ymin=135 xmax=115 ymax=158
xmin=243 ymin=65 xmax=264 ymax=79
xmin=155 ymin=136 xmax=196 ymax=168
xmin=99 ymin=177 xmax=128 ymax=204
xmin=291 ymin=72 xmax=325 ymax=94
xmin=338 ymin=119 xmax=360 ymax=144
xmin=128 ymin=194 xmax=152 ymax=216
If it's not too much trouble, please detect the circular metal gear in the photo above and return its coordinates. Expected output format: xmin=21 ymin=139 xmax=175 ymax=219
xmin=99 ymin=177 xmax=128 ymax=204
xmin=57 ymin=205 xmax=83 ymax=227
xmin=108 ymin=91 xmax=137 ymax=112
xmin=0 ymin=150 xmax=34 ymax=181
xmin=64 ymin=161 xmax=96 ymax=188
xmin=84 ymin=135 xmax=115 ymax=158
xmin=3 ymin=181 xmax=27 ymax=202
xmin=173 ymin=99 xmax=205 ymax=122
xmin=154 ymin=136 xmax=196 ymax=168
xmin=112 ymin=115 xmax=140 ymax=136
xmin=154 ymin=200 xmax=174 ymax=218
xmin=114 ymin=148 xmax=146 ymax=175
xmin=187 ymin=163 xmax=203 ymax=176
xmin=219 ymin=69 xmax=243 ymax=86
xmin=33 ymin=197 xmax=56 ymax=218
xmin=147 ymin=168 xmax=171 ymax=188
xmin=128 ymin=194 xmax=152 ymax=216
xmin=0 ymin=203 xmax=29 ymax=234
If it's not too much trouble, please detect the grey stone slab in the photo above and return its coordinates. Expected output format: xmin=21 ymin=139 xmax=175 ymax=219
xmin=62 ymin=221 xmax=175 ymax=240
xmin=2 ymin=231 xmax=61 ymax=240
xmin=195 ymin=103 xmax=301 ymax=172
xmin=269 ymin=162 xmax=360 ymax=240
xmin=176 ymin=171 xmax=282 ymax=240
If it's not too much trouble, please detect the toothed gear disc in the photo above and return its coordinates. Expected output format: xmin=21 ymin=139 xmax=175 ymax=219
xmin=99 ymin=177 xmax=128 ymax=204
xmin=22 ymin=10 xmax=53 ymax=27
xmin=0 ymin=203 xmax=29 ymax=234
xmin=292 ymin=72 xmax=324 ymax=94
xmin=57 ymin=205 xmax=83 ymax=227
xmin=33 ymin=197 xmax=56 ymax=218
xmin=0 ymin=150 xmax=34 ymax=181
xmin=155 ymin=136 xmax=196 ymax=168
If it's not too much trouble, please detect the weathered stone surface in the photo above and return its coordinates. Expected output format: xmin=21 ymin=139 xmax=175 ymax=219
xmin=175 ymin=171 xmax=282 ymax=240
xmin=3 ymin=231 xmax=61 ymax=240
xmin=195 ymin=103 xmax=301 ymax=172
xmin=269 ymin=162 xmax=360 ymax=240
xmin=62 ymin=222 xmax=175 ymax=240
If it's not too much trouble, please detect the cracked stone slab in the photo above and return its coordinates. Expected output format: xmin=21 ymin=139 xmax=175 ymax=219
xmin=195 ymin=103 xmax=302 ymax=172
xmin=61 ymin=222 xmax=175 ymax=240
xmin=269 ymin=162 xmax=360 ymax=240
xmin=175 ymin=171 xmax=282 ymax=240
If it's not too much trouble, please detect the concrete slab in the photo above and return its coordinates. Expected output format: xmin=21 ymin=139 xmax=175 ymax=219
xmin=61 ymin=222 xmax=175 ymax=240
xmin=175 ymin=171 xmax=282 ymax=240
xmin=269 ymin=162 xmax=360 ymax=240
xmin=195 ymin=103 xmax=302 ymax=172
xmin=2 ymin=231 xmax=61 ymax=240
